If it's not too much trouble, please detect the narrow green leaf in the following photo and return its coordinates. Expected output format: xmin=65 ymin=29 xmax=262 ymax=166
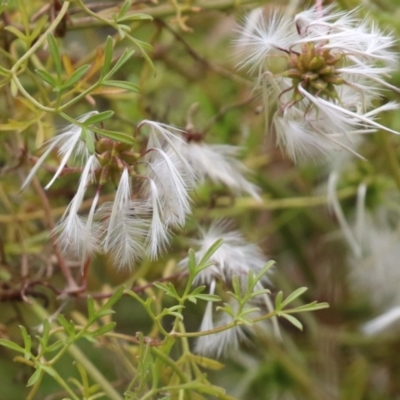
xmin=42 ymin=320 xmax=50 ymax=345
xmin=188 ymin=248 xmax=196 ymax=275
xmin=128 ymin=36 xmax=153 ymax=52
xmin=19 ymin=325 xmax=32 ymax=360
xmin=101 ymin=36 xmax=114 ymax=78
xmin=27 ymin=368 xmax=42 ymax=387
xmin=250 ymin=288 xmax=271 ymax=298
xmin=281 ymin=313 xmax=303 ymax=331
xmin=232 ymin=276 xmax=241 ymax=297
xmin=255 ymin=261 xmax=275 ymax=282
xmin=189 ymin=286 xmax=206 ymax=295
xmin=41 ymin=365 xmax=56 ymax=377
xmin=275 ymin=291 xmax=283 ymax=311
xmin=101 ymin=285 xmax=124 ymax=310
xmin=287 ymin=302 xmax=330 ymax=314
xmin=4 ymin=25 xmax=27 ymax=40
xmin=75 ymin=362 xmax=90 ymax=392
xmin=47 ymin=33 xmax=62 ymax=78
xmin=198 ymin=239 xmax=223 ymax=270
xmin=194 ymin=294 xmax=221 ymax=302
xmin=87 ymin=296 xmax=96 ymax=321
xmin=102 ymin=80 xmax=139 ymax=92
xmin=0 ymin=64 xmax=10 ymax=75
xmin=57 ymin=315 xmax=75 ymax=337
xmin=153 ymin=282 xmax=170 ymax=293
xmin=166 ymin=305 xmax=184 ymax=312
xmin=281 ymin=287 xmax=308 ymax=309
xmin=96 ymin=309 xmax=115 ymax=319
xmin=44 ymin=340 xmax=64 ymax=353
xmin=116 ymin=24 xmax=131 ymax=39
xmin=118 ymin=13 xmax=153 ymax=23
xmin=104 ymin=48 xmax=135 ymax=80
xmin=81 ymin=127 xmax=95 ymax=155
xmin=240 ymin=307 xmax=260 ymax=316
xmin=165 ymin=311 xmax=183 ymax=320
xmin=35 ymin=69 xmax=58 ymax=87
xmin=91 ymin=322 xmax=117 ymax=337
xmin=236 ymin=316 xmax=253 ymax=326
xmin=30 ymin=15 xmax=48 ymax=42
xmin=61 ymin=64 xmax=90 ymax=90
xmin=93 ymin=127 xmax=135 ymax=145
xmin=0 ymin=339 xmax=25 ymax=353
xmin=117 ymin=0 xmax=132 ymax=19
xmin=187 ymin=296 xmax=197 ymax=304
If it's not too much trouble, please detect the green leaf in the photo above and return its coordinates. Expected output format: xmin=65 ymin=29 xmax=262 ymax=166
xmin=275 ymin=291 xmax=283 ymax=311
xmin=19 ymin=325 xmax=32 ymax=360
xmin=193 ymin=293 xmax=220 ymax=302
xmin=250 ymin=288 xmax=271 ymax=298
xmin=235 ymin=315 xmax=253 ymax=326
xmin=95 ymin=309 xmax=115 ymax=319
xmin=47 ymin=33 xmax=62 ymax=78
xmin=198 ymin=239 xmax=223 ymax=270
xmin=60 ymin=64 xmax=90 ymax=90
xmin=255 ymin=261 xmax=275 ymax=282
xmin=116 ymin=24 xmax=131 ymax=39
xmin=101 ymin=36 xmax=114 ymax=78
xmin=4 ymin=25 xmax=27 ymax=41
xmin=232 ymin=276 xmax=241 ymax=298
xmin=42 ymin=320 xmax=50 ymax=345
xmin=102 ymin=80 xmax=139 ymax=92
xmin=30 ymin=15 xmax=48 ymax=42
xmin=118 ymin=13 xmax=153 ymax=23
xmin=165 ymin=305 xmax=184 ymax=313
xmin=35 ymin=69 xmax=58 ymax=87
xmin=189 ymin=354 xmax=225 ymax=370
xmin=91 ymin=322 xmax=116 ymax=337
xmin=164 ymin=310 xmax=183 ymax=320
xmin=280 ymin=313 xmax=303 ymax=331
xmin=87 ymin=296 xmax=96 ymax=321
xmin=153 ymin=282 xmax=170 ymax=293
xmin=281 ymin=287 xmax=308 ymax=309
xmin=0 ymin=339 xmax=25 ymax=353
xmin=57 ymin=315 xmax=75 ymax=337
xmin=93 ymin=127 xmax=135 ymax=145
xmin=117 ymin=0 xmax=132 ymax=19
xmin=41 ymin=365 xmax=56 ymax=377
xmin=188 ymin=248 xmax=196 ymax=275
xmin=104 ymin=48 xmax=135 ymax=80
xmin=44 ymin=340 xmax=64 ymax=353
xmin=27 ymin=368 xmax=42 ymax=387
xmin=101 ymin=286 xmax=125 ymax=310
xmin=287 ymin=301 xmax=330 ymax=314
xmin=0 ymin=64 xmax=10 ymax=76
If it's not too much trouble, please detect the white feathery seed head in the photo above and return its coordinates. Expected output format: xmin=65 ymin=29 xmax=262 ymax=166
xmin=180 ymin=221 xmax=269 ymax=286
xmin=22 ymin=111 xmax=98 ymax=190
xmin=55 ymin=155 xmax=101 ymax=260
xmin=100 ymin=168 xmax=151 ymax=269
xmin=177 ymin=141 xmax=261 ymax=200
xmin=142 ymin=148 xmax=193 ymax=227
xmin=236 ymin=6 xmax=400 ymax=162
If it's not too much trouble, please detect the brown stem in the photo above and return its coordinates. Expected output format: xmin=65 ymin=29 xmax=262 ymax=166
xmin=32 ymin=177 xmax=78 ymax=289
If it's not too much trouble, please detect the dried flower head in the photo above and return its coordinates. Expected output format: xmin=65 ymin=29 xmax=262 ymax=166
xmin=180 ymin=222 xmax=273 ymax=357
xmin=236 ymin=6 xmax=400 ymax=161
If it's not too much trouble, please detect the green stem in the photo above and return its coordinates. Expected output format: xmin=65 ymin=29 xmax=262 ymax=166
xmin=150 ymin=347 xmax=188 ymax=385
xmin=11 ymin=76 xmax=54 ymax=112
xmin=26 ymin=370 xmax=44 ymax=400
xmin=31 ymin=301 xmax=124 ymax=400
xmin=11 ymin=2 xmax=70 ymax=73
